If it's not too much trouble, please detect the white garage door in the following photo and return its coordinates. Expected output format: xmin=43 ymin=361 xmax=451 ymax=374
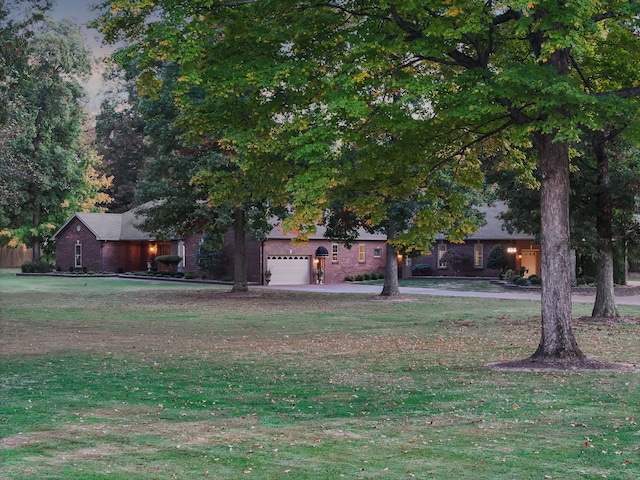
xmin=267 ymin=255 xmax=311 ymax=285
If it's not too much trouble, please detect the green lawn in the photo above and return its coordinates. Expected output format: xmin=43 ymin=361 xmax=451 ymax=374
xmin=1 ymin=270 xmax=638 ymax=479
xmin=365 ymin=277 xmax=508 ymax=292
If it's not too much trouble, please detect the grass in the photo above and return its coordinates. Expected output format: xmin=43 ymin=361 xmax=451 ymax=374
xmin=1 ymin=269 xmax=639 ymax=479
xmin=365 ymin=277 xmax=507 ymax=292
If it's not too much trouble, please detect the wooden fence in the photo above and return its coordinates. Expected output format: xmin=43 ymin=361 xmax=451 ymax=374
xmin=0 ymin=247 xmax=32 ymax=268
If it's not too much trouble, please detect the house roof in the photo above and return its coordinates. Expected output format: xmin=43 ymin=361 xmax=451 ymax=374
xmin=51 ymin=209 xmax=153 ymax=241
xmin=268 ymin=202 xmax=533 ymax=242
xmin=52 ymin=201 xmax=533 ymax=243
xmin=266 ymin=223 xmax=386 ymax=241
xmin=435 ymin=202 xmax=534 ymax=241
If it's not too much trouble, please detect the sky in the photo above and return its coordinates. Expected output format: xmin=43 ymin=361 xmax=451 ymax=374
xmin=50 ymin=0 xmax=116 ymax=112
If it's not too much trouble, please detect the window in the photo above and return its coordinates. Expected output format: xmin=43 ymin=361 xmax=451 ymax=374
xmin=437 ymin=243 xmax=447 ymax=269
xmin=474 ymin=244 xmax=483 ymax=268
xmin=358 ymin=244 xmax=366 ymax=263
xmin=74 ymin=243 xmax=82 ymax=268
xmin=373 ymin=247 xmax=382 ymax=258
xmin=178 ymin=241 xmax=186 ymax=269
xmin=331 ymin=244 xmax=339 ymax=263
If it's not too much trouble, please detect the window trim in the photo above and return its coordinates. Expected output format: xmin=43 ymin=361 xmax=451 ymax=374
xmin=358 ymin=244 xmax=366 ymax=263
xmin=474 ymin=243 xmax=484 ymax=269
xmin=74 ymin=242 xmax=82 ymax=268
xmin=331 ymin=244 xmax=339 ymax=263
xmin=178 ymin=241 xmax=186 ymax=269
xmin=437 ymin=243 xmax=447 ymax=269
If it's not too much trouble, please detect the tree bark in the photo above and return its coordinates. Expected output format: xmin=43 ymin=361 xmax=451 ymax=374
xmin=591 ymin=133 xmax=619 ymax=318
xmin=531 ymin=132 xmax=584 ymax=360
xmin=380 ymin=227 xmax=401 ymax=296
xmin=231 ymin=207 xmax=248 ymax=293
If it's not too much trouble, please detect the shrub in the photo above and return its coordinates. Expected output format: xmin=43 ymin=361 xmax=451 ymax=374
xmin=21 ymin=260 xmax=53 ymax=273
xmin=355 ymin=274 xmax=364 ymax=281
xmin=411 ymin=263 xmax=432 ymax=275
xmin=486 ymin=244 xmax=508 ymax=271
xmin=195 ymin=235 xmax=228 ymax=278
xmin=515 ymin=276 xmax=530 ymax=286
xmin=363 ymin=273 xmax=372 ymax=280
xmin=576 ymin=276 xmax=596 ymax=286
xmin=155 ymin=255 xmax=183 ymax=273
xmin=184 ymin=272 xmax=196 ymax=279
xmin=345 ymin=275 xmax=354 ymax=282
xmin=528 ymin=275 xmax=542 ymax=286
xmin=441 ymin=249 xmax=472 ymax=274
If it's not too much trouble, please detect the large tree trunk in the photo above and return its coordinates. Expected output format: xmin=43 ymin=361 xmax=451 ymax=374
xmin=531 ymin=132 xmax=584 ymax=360
xmin=231 ymin=208 xmax=248 ymax=293
xmin=591 ymin=133 xmax=619 ymax=318
xmin=380 ymin=227 xmax=401 ymax=296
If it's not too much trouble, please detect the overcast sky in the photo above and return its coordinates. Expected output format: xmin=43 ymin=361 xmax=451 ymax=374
xmin=50 ymin=0 xmax=115 ymax=112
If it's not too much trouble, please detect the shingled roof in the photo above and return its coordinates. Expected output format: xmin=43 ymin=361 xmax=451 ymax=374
xmin=53 ymin=202 xmax=533 ymax=242
xmin=51 ymin=208 xmax=153 ymax=241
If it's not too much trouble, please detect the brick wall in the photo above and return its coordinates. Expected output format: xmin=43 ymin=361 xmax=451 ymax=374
xmin=412 ymin=240 xmax=534 ymax=277
xmin=55 ymin=218 xmax=151 ymax=273
xmin=55 ymin=218 xmax=104 ymax=272
xmin=264 ymin=239 xmax=387 ymax=284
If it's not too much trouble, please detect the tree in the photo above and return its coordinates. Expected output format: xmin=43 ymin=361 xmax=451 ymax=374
xmin=94 ymin=80 xmax=154 ymax=213
xmin=364 ymin=1 xmax=640 ymax=366
xmin=127 ymin=62 xmax=276 ymax=293
xmin=486 ymin=244 xmax=508 ymax=273
xmin=94 ymin=1 xmax=640 ymax=367
xmin=485 ymin=137 xmax=640 ymax=318
xmin=0 ymin=17 xmax=107 ymax=260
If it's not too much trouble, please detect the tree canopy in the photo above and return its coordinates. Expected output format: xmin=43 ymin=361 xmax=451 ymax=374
xmin=93 ymin=0 xmax=640 ymax=366
xmin=0 ymin=12 xmax=110 ymax=260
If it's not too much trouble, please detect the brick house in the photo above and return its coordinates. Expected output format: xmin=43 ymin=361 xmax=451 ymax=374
xmin=51 ymin=208 xmax=171 ymax=274
xmin=52 ymin=202 xmax=537 ymax=283
xmin=51 ymin=207 xmax=389 ymax=283
xmin=410 ymin=203 xmax=539 ymax=278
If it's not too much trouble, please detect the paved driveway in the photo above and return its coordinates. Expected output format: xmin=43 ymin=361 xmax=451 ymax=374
xmin=265 ymin=282 xmax=640 ymax=306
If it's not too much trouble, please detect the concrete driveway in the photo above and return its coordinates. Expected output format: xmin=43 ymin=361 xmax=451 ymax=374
xmin=265 ymin=282 xmax=640 ymax=306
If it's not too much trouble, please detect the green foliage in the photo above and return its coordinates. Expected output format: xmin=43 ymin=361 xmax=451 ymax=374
xmin=486 ymin=244 xmax=509 ymax=271
xmin=0 ymin=16 xmax=105 ymax=259
xmin=441 ymin=249 xmax=472 ymax=274
xmin=154 ymin=255 xmax=182 ymax=265
xmin=529 ymin=275 xmax=542 ymax=286
xmin=195 ymin=238 xmax=228 ymax=279
xmin=92 ymin=0 xmax=640 ymax=355
xmin=20 ymin=260 xmax=52 ymax=273
xmin=411 ymin=263 xmax=433 ymax=275
xmin=93 ymin=85 xmax=154 ymax=213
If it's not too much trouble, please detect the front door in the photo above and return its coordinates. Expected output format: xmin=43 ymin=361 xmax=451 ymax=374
xmin=520 ymin=249 xmax=539 ymax=277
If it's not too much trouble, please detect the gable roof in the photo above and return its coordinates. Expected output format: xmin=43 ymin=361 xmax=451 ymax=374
xmin=52 ymin=201 xmax=533 ymax=243
xmin=453 ymin=202 xmax=533 ymax=241
xmin=51 ymin=209 xmax=153 ymax=241
xmin=266 ymin=223 xmax=386 ymax=241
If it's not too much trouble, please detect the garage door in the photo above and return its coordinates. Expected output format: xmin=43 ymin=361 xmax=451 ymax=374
xmin=267 ymin=255 xmax=311 ymax=285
